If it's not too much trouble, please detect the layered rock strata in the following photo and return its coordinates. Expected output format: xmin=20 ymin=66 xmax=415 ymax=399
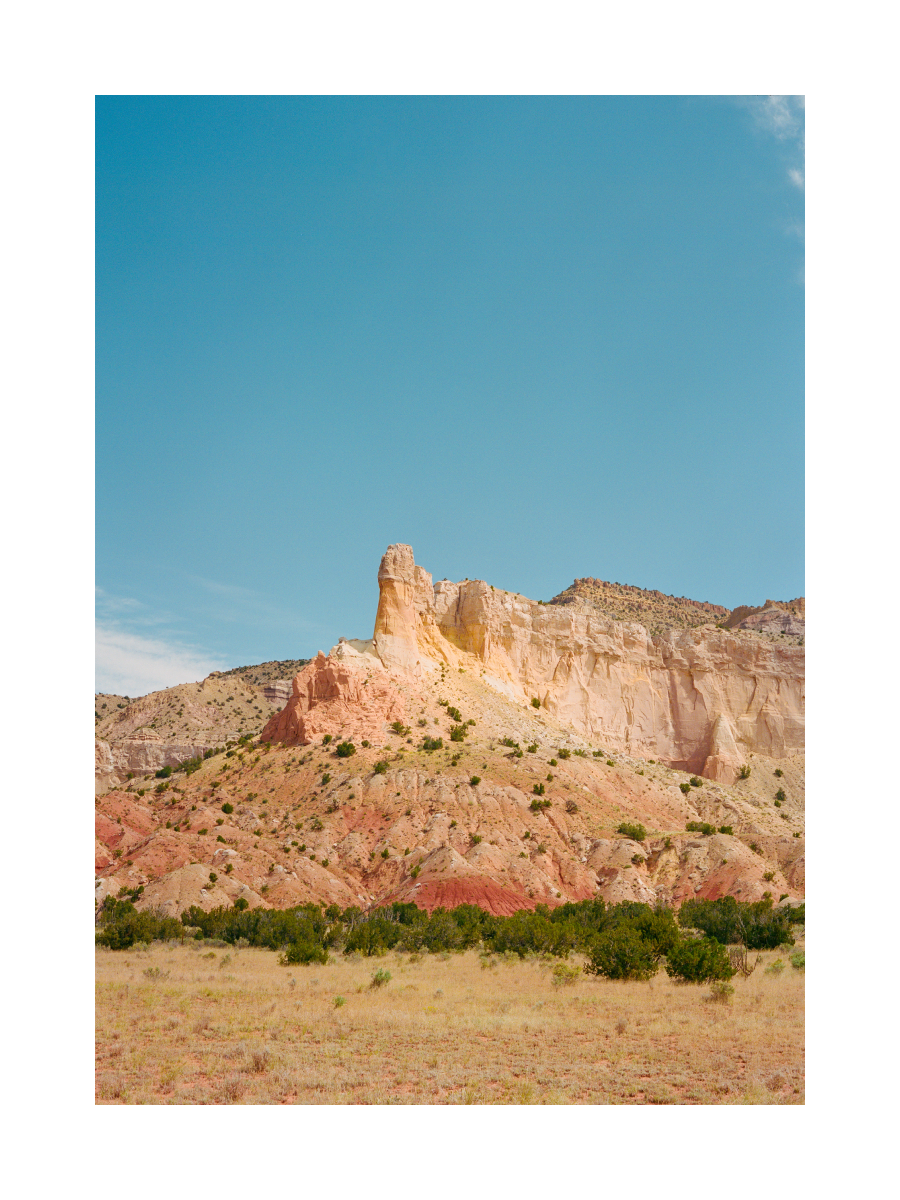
xmin=272 ymin=545 xmax=804 ymax=785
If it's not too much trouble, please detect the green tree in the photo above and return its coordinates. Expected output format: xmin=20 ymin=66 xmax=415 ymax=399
xmin=583 ymin=927 xmax=659 ymax=980
xmin=665 ymin=937 xmax=734 ymax=983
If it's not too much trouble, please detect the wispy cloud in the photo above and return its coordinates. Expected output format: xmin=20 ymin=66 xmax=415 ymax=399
xmin=745 ymin=95 xmax=805 ymax=190
xmin=96 ymin=588 xmax=224 ymax=694
xmin=187 ymin=573 xmax=318 ymax=631
xmin=96 ymin=623 xmax=224 ymax=696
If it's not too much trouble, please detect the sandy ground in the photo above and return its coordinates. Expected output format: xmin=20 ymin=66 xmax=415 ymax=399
xmin=96 ymin=940 xmax=804 ymax=1104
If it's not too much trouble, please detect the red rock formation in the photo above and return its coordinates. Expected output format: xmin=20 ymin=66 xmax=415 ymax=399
xmin=261 ymin=649 xmax=408 ymax=746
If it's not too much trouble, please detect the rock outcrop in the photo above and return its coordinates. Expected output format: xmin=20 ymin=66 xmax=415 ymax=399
xmin=324 ymin=545 xmax=804 ymax=784
xmin=262 ymin=647 xmax=408 ymax=746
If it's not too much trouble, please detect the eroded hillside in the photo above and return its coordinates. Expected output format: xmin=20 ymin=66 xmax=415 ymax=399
xmin=95 ymin=545 xmax=803 ymax=919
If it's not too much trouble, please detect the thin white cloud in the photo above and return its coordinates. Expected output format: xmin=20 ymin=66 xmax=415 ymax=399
xmin=749 ymin=95 xmax=803 ymax=141
xmin=96 ymin=623 xmax=224 ymax=696
xmin=743 ymin=95 xmax=805 ymax=191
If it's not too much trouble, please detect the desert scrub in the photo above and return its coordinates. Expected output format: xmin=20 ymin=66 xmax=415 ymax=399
xmin=550 ymin=963 xmax=580 ymax=988
xmin=584 ymin=928 xmax=658 ymax=981
xmin=616 ymin=822 xmax=646 ymax=842
xmin=685 ymin=821 xmax=716 ymax=836
xmin=373 ymin=760 xmax=389 ymax=774
xmin=665 ymin=937 xmax=734 ymax=984
xmin=335 ymin=741 xmax=356 ymax=758
xmin=369 ymin=968 xmax=392 ymax=989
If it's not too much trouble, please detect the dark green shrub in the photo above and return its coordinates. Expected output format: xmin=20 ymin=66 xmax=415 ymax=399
xmin=155 ymin=765 xmax=172 ymax=779
xmin=529 ymin=797 xmax=551 ymax=812
xmin=679 ymin=781 xmax=691 ymax=795
xmin=446 ymin=707 xmax=462 ymax=723
xmin=738 ymin=764 xmax=751 ymax=779
xmin=469 ymin=776 xmax=481 ymax=786
xmin=527 ymin=743 xmax=538 ymax=753
xmin=584 ymin=928 xmax=659 ymax=981
xmin=565 ymin=800 xmax=579 ymax=814
xmin=616 ymin=822 xmax=646 ymax=842
xmin=278 ymin=940 xmax=328 ymax=965
xmin=373 ymin=760 xmax=389 ymax=774
xmin=775 ymin=789 xmax=786 ymax=802
xmin=665 ymin=937 xmax=734 ymax=983
xmin=449 ymin=724 xmax=468 ymax=743
xmin=322 ymin=735 xmax=332 ymax=745
xmin=380 ymin=847 xmax=389 ymax=859
xmin=774 ymin=768 xmax=783 ymax=777
xmin=678 ymin=896 xmax=795 ymax=949
xmin=95 ymin=908 xmax=184 ymax=949
xmin=531 ymin=697 xmax=541 ymax=709
xmin=533 ymin=783 xmax=545 ymax=796
xmin=471 ymin=834 xmax=482 ymax=845
xmin=422 ymin=737 xmax=443 ymax=751
xmin=557 ymin=749 xmax=571 ymax=760
xmin=390 ymin=721 xmax=410 ymax=736
xmin=221 ymin=802 xmax=234 ymax=814
xmin=718 ymin=825 xmax=733 ymax=835
xmin=321 ymin=773 xmax=331 ymax=785
xmin=685 ymin=821 xmax=715 ymax=836
xmin=689 ymin=776 xmax=702 ymax=787
xmin=335 ymin=741 xmax=356 ymax=758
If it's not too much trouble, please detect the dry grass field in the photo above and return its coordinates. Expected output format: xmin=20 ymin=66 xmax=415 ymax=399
xmin=96 ymin=939 xmax=803 ymax=1105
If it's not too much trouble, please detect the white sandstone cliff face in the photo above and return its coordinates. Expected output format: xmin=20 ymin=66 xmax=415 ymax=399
xmin=370 ymin=544 xmax=804 ymax=783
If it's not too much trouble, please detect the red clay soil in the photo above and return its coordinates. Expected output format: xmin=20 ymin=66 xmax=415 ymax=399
xmin=384 ymin=877 xmax=548 ymax=916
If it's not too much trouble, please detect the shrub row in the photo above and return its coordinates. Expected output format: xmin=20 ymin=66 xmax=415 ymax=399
xmin=97 ymin=894 xmax=800 ymax=980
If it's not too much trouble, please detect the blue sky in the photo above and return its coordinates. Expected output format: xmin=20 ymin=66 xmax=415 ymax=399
xmin=96 ymin=95 xmax=804 ymax=695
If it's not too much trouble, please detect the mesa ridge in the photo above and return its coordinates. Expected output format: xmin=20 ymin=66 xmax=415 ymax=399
xmin=95 ymin=545 xmax=804 ymax=919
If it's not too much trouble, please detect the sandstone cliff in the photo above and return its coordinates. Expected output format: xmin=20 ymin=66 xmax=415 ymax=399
xmin=361 ymin=545 xmax=804 ymax=785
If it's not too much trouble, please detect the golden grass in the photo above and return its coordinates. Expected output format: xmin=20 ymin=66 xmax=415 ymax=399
xmin=96 ymin=941 xmax=804 ymax=1105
